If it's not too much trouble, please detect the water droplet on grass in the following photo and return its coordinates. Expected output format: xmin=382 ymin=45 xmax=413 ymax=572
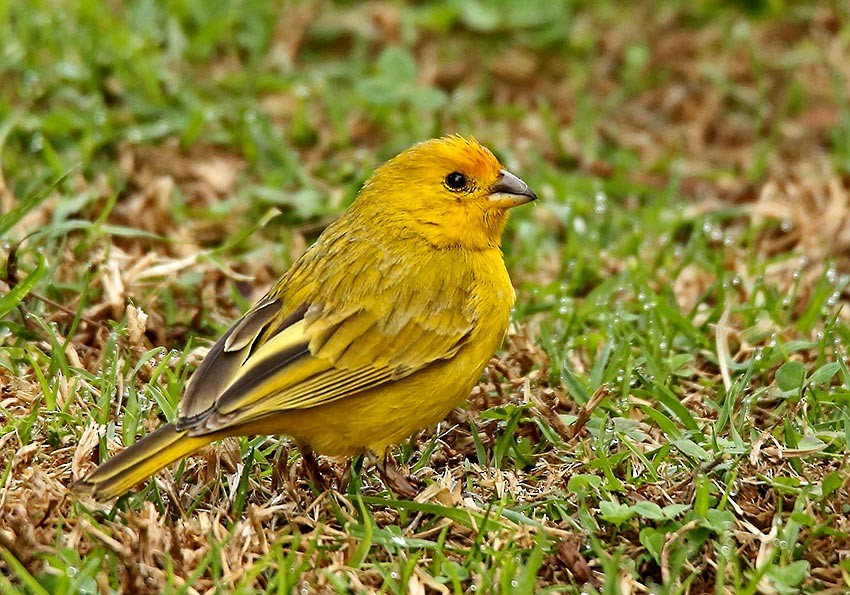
xmin=827 ymin=292 xmax=840 ymax=307
xmin=826 ymin=268 xmax=837 ymax=284
xmin=30 ymin=132 xmax=44 ymax=152
xmin=573 ymin=217 xmax=586 ymax=233
xmin=594 ymin=195 xmax=607 ymax=214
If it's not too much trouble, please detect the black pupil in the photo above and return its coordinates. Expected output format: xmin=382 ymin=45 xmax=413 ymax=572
xmin=445 ymin=172 xmax=467 ymax=190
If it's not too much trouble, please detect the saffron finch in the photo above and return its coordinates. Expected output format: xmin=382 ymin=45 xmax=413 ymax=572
xmin=77 ymin=136 xmax=536 ymax=499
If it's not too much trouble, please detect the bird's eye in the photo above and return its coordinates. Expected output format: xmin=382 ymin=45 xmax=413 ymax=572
xmin=444 ymin=171 xmax=468 ymax=191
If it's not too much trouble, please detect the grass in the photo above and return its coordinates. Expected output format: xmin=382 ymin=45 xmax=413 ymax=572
xmin=2 ymin=0 xmax=850 ymax=593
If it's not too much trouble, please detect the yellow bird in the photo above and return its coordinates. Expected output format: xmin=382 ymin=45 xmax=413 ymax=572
xmin=76 ymin=136 xmax=536 ymax=499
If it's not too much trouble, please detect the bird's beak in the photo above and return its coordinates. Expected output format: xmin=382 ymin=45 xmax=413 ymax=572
xmin=487 ymin=169 xmax=538 ymax=209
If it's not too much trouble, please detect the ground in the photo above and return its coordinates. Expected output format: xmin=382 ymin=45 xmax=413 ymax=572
xmin=1 ymin=1 xmax=849 ymax=593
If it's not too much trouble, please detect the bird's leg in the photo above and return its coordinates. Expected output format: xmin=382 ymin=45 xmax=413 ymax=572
xmin=369 ymin=451 xmax=421 ymax=499
xmin=339 ymin=455 xmax=359 ymax=495
xmin=297 ymin=442 xmax=328 ymax=492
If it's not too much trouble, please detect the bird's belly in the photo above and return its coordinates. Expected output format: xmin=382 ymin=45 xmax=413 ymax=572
xmin=239 ymin=341 xmax=495 ymax=456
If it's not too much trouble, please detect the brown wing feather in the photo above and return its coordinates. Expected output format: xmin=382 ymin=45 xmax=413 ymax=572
xmin=178 ymin=298 xmax=304 ymax=421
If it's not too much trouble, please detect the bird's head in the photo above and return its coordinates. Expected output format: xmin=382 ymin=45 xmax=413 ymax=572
xmin=354 ymin=136 xmax=537 ymax=250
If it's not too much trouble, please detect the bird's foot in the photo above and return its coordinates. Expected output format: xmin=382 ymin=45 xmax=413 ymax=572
xmin=373 ymin=452 xmax=421 ymax=499
xmin=298 ymin=444 xmax=330 ymax=492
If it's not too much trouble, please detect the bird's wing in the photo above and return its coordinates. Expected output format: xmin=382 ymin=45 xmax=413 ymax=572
xmin=178 ymin=297 xmax=299 ymax=420
xmin=176 ymin=260 xmax=477 ymax=435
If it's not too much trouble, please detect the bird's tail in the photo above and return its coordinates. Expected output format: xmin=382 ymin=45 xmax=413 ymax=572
xmin=74 ymin=423 xmax=212 ymax=499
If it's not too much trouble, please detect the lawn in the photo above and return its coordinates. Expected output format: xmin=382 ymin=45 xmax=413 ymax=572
xmin=1 ymin=1 xmax=849 ymax=593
